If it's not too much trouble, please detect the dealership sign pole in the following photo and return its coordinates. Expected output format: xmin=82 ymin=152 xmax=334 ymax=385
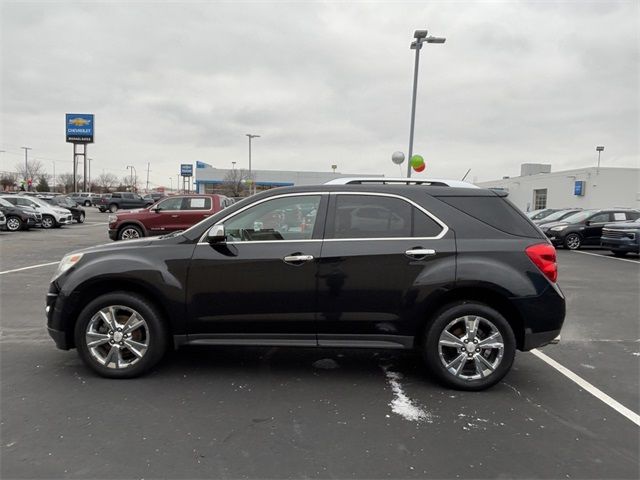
xmin=65 ymin=114 xmax=94 ymax=192
xmin=180 ymin=164 xmax=193 ymax=194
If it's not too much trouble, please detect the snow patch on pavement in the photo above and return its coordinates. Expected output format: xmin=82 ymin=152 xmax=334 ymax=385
xmin=382 ymin=366 xmax=434 ymax=423
xmin=312 ymin=358 xmax=339 ymax=369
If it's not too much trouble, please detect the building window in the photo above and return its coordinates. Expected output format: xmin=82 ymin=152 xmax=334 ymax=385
xmin=533 ymin=189 xmax=547 ymax=210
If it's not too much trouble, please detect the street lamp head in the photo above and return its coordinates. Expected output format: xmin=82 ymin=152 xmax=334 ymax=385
xmin=246 ymin=134 xmax=261 ymax=139
xmin=414 ymin=29 xmax=428 ymax=39
xmin=426 ymin=36 xmax=446 ymax=44
xmin=596 ymin=146 xmax=604 ymax=152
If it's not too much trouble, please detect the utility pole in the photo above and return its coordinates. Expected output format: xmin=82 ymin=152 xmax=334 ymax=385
xmin=146 ymin=162 xmax=150 ymax=193
xmin=21 ymin=147 xmax=31 ymax=189
xmin=52 ymin=161 xmax=56 ymax=192
xmin=246 ymin=134 xmax=260 ymax=195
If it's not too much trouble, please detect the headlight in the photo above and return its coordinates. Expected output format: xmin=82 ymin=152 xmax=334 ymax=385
xmin=51 ymin=253 xmax=84 ymax=281
xmin=550 ymin=225 xmax=568 ymax=232
xmin=108 ymin=214 xmax=117 ymax=223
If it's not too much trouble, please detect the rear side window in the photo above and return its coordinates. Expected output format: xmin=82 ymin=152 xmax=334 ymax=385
xmin=111 ymin=193 xmax=121 ymax=199
xmin=185 ymin=197 xmax=211 ymax=210
xmin=626 ymin=211 xmax=640 ymax=220
xmin=329 ymin=195 xmax=442 ymax=239
xmin=438 ymin=196 xmax=541 ymax=237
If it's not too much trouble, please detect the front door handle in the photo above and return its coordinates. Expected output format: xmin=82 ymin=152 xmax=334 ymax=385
xmin=405 ymin=248 xmax=436 ymax=259
xmin=283 ymin=254 xmax=314 ymax=265
xmin=171 ymin=214 xmax=179 ymax=218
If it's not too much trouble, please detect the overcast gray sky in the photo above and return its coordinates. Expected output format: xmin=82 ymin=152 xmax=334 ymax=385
xmin=1 ymin=0 xmax=638 ymax=188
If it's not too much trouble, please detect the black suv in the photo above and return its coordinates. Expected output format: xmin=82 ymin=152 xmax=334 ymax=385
xmin=46 ymin=185 xmax=565 ymax=390
xmin=541 ymin=208 xmax=640 ymax=250
xmin=97 ymin=192 xmax=153 ymax=213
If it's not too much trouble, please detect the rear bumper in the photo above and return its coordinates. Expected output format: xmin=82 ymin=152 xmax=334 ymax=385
xmin=523 ymin=329 xmax=562 ymax=350
xmin=512 ymin=284 xmax=566 ymax=351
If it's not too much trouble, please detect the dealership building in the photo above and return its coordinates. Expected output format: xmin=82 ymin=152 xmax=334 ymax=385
xmin=194 ymin=163 xmax=383 ymax=194
xmin=476 ymin=164 xmax=640 ymax=212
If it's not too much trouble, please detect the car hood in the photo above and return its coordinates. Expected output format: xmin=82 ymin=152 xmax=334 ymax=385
xmin=74 ymin=236 xmax=157 ymax=255
xmin=604 ymin=221 xmax=639 ymax=229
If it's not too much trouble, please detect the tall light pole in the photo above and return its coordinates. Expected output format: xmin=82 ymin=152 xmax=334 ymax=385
xmin=169 ymin=176 xmax=173 ymax=193
xmin=126 ymin=165 xmax=137 ymax=192
xmin=86 ymin=157 xmax=93 ymax=191
xmin=406 ymin=29 xmax=446 ymax=178
xmin=246 ymin=133 xmax=260 ymax=194
xmin=52 ymin=160 xmax=56 ymax=192
xmin=21 ymin=146 xmax=32 ymax=187
xmin=596 ymin=145 xmax=604 ymax=170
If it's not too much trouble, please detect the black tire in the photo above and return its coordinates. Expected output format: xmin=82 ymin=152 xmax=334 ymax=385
xmin=423 ymin=302 xmax=516 ymax=391
xmin=74 ymin=292 xmax=168 ymax=379
xmin=109 ymin=204 xmax=118 ymax=213
xmin=563 ymin=233 xmax=582 ymax=250
xmin=84 ymin=200 xmax=91 ymax=207
xmin=118 ymin=224 xmax=143 ymax=240
xmin=77 ymin=212 xmax=85 ymax=223
xmin=41 ymin=215 xmax=56 ymax=229
xmin=6 ymin=216 xmax=22 ymax=232
xmin=611 ymin=250 xmax=628 ymax=257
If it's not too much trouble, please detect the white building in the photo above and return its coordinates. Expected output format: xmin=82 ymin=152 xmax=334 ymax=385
xmin=476 ymin=164 xmax=640 ymax=212
xmin=194 ymin=164 xmax=383 ymax=194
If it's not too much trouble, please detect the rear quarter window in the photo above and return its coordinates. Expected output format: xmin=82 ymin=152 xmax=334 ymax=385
xmin=437 ymin=195 xmax=542 ymax=237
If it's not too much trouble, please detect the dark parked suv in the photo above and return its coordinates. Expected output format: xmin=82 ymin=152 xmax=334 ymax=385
xmin=46 ymin=184 xmax=565 ymax=390
xmin=97 ymin=192 xmax=154 ymax=213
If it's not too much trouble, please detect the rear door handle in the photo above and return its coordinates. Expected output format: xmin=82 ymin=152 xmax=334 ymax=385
xmin=283 ymin=254 xmax=314 ymax=265
xmin=405 ymin=248 xmax=436 ymax=259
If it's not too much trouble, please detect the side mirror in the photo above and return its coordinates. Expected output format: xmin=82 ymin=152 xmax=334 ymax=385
xmin=207 ymin=224 xmax=226 ymax=243
xmin=585 ymin=220 xmax=591 ymax=226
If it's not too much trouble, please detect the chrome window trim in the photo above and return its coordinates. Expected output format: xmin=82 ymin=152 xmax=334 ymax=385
xmin=196 ymin=190 xmax=449 ymax=244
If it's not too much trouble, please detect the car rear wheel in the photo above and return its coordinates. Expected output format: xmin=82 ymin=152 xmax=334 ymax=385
xmin=423 ymin=302 xmax=516 ymax=391
xmin=564 ymin=233 xmax=582 ymax=250
xmin=84 ymin=200 xmax=91 ymax=207
xmin=6 ymin=216 xmax=22 ymax=231
xmin=77 ymin=212 xmax=85 ymax=223
xmin=109 ymin=204 xmax=118 ymax=213
xmin=74 ymin=292 xmax=168 ymax=378
xmin=118 ymin=225 xmax=143 ymax=240
xmin=41 ymin=215 xmax=55 ymax=229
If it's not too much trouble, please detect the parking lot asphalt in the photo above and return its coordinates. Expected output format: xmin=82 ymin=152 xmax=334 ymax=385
xmin=1 ymin=209 xmax=638 ymax=479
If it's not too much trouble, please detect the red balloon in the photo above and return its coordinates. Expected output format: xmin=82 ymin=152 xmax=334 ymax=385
xmin=414 ymin=163 xmax=426 ymax=172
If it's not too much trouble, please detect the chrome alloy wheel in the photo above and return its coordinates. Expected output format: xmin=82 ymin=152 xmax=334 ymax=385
xmin=6 ymin=217 xmax=21 ymax=231
xmin=565 ymin=234 xmax=581 ymax=250
xmin=120 ymin=227 xmax=140 ymax=240
xmin=41 ymin=216 xmax=55 ymax=229
xmin=437 ymin=315 xmax=504 ymax=381
xmin=85 ymin=305 xmax=149 ymax=369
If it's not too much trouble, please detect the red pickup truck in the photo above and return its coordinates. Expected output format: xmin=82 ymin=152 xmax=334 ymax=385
xmin=108 ymin=194 xmax=233 ymax=240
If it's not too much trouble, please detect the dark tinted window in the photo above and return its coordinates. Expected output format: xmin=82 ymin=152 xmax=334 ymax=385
xmin=626 ymin=211 xmax=640 ymax=220
xmin=123 ymin=193 xmax=134 ymax=199
xmin=330 ymin=195 xmax=442 ymax=239
xmin=111 ymin=193 xmax=121 ymax=199
xmin=438 ymin=195 xmax=541 ymax=237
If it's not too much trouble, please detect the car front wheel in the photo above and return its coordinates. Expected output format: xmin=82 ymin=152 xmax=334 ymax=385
xmin=84 ymin=200 xmax=91 ymax=206
xmin=77 ymin=212 xmax=85 ymax=223
xmin=564 ymin=233 xmax=582 ymax=250
xmin=6 ymin=216 xmax=22 ymax=231
xmin=74 ymin=292 xmax=168 ymax=378
xmin=423 ymin=302 xmax=516 ymax=391
xmin=41 ymin=215 xmax=55 ymax=229
xmin=109 ymin=204 xmax=118 ymax=213
xmin=118 ymin=225 xmax=143 ymax=240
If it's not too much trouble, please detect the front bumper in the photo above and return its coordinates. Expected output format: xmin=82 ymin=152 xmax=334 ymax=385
xmin=108 ymin=228 xmax=118 ymax=240
xmin=601 ymin=237 xmax=639 ymax=252
xmin=56 ymin=214 xmax=73 ymax=225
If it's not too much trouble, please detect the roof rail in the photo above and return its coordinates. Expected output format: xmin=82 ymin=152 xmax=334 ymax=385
xmin=324 ymin=177 xmax=479 ymax=188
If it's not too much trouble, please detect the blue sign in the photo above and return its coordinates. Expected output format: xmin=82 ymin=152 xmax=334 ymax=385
xmin=574 ymin=180 xmax=585 ymax=196
xmin=66 ymin=113 xmax=94 ymax=143
xmin=180 ymin=164 xmax=193 ymax=177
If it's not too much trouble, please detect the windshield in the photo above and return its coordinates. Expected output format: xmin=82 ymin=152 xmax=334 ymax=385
xmin=561 ymin=210 xmax=597 ymax=224
xmin=0 ymin=198 xmax=13 ymax=208
xmin=56 ymin=198 xmax=76 ymax=207
xmin=540 ymin=210 xmax=578 ymax=222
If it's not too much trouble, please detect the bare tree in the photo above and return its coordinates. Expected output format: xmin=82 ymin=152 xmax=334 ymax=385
xmin=57 ymin=173 xmax=75 ymax=193
xmin=97 ymin=172 xmax=118 ymax=192
xmin=121 ymin=175 xmax=138 ymax=192
xmin=15 ymin=159 xmax=46 ymax=182
xmin=0 ymin=172 xmax=17 ymax=191
xmin=221 ymin=169 xmax=253 ymax=197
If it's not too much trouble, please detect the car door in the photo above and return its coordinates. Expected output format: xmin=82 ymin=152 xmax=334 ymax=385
xmin=583 ymin=212 xmax=612 ymax=244
xmin=316 ymin=192 xmax=455 ymax=348
xmin=181 ymin=196 xmax=214 ymax=229
xmin=186 ymin=193 xmax=327 ymax=342
xmin=144 ymin=196 xmax=185 ymax=233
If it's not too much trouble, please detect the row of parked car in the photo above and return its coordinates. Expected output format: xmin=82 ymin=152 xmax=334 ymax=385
xmin=0 ymin=192 xmax=88 ymax=231
xmin=526 ymin=207 xmax=640 ymax=256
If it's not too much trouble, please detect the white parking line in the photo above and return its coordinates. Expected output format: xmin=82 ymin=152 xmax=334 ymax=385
xmin=572 ymin=250 xmax=640 ymax=264
xmin=531 ymin=348 xmax=640 ymax=426
xmin=0 ymin=262 xmax=59 ymax=275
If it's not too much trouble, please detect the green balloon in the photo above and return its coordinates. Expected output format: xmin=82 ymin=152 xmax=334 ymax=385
xmin=410 ymin=155 xmax=424 ymax=168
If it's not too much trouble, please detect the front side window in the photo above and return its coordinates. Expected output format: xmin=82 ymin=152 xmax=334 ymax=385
xmin=590 ymin=213 xmax=611 ymax=223
xmin=157 ymin=197 xmax=184 ymax=211
xmin=329 ymin=195 xmax=442 ymax=239
xmin=224 ymin=195 xmax=321 ymax=242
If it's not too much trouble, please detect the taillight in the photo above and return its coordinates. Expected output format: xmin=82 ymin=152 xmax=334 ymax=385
xmin=526 ymin=243 xmax=558 ymax=283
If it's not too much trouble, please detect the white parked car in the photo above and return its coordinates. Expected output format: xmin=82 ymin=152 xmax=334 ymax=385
xmin=0 ymin=195 xmax=73 ymax=229
xmin=0 ymin=210 xmax=6 ymax=228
